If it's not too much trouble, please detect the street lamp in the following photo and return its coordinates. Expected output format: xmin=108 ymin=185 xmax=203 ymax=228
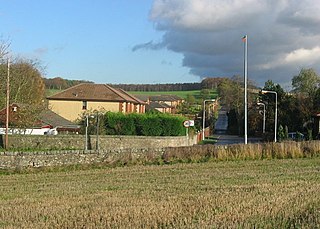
xmin=85 ymin=114 xmax=89 ymax=150
xmin=261 ymin=90 xmax=277 ymax=142
xmin=257 ymin=102 xmax=266 ymax=134
xmin=202 ymin=99 xmax=215 ymax=140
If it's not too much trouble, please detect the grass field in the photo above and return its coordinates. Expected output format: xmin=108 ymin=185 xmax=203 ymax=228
xmin=129 ymin=90 xmax=217 ymax=100
xmin=1 ymin=158 xmax=319 ymax=228
xmin=45 ymin=89 xmax=63 ymax=97
xmin=45 ymin=89 xmax=218 ymax=100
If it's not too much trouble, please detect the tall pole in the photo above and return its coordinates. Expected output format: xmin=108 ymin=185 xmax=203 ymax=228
xmin=275 ymin=92 xmax=277 ymax=142
xmin=85 ymin=114 xmax=88 ymax=150
xmin=202 ymin=100 xmax=206 ymax=141
xmin=243 ymin=35 xmax=248 ymax=144
xmin=5 ymin=58 xmax=10 ymax=150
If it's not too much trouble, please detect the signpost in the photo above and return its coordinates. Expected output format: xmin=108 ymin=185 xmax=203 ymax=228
xmin=183 ymin=120 xmax=194 ymax=138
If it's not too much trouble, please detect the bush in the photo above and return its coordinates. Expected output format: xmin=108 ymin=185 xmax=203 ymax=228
xmin=104 ymin=112 xmax=186 ymax=136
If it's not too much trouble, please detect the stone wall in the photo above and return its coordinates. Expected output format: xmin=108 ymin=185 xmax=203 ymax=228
xmin=0 ymin=134 xmax=198 ymax=151
xmin=0 ymin=148 xmax=166 ymax=169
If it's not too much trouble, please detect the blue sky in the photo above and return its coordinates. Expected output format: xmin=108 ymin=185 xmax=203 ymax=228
xmin=1 ymin=0 xmax=320 ymax=87
xmin=0 ymin=0 xmax=198 ymax=84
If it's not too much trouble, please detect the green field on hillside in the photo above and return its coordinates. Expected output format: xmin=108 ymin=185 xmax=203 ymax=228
xmin=1 ymin=158 xmax=319 ymax=228
xmin=130 ymin=89 xmax=217 ymax=100
xmin=45 ymin=89 xmax=218 ymax=100
xmin=45 ymin=89 xmax=63 ymax=97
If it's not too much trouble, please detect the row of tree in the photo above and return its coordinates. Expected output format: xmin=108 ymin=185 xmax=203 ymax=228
xmin=111 ymin=83 xmax=202 ymax=92
xmin=218 ymin=68 xmax=320 ymax=139
xmin=111 ymin=78 xmax=227 ymax=92
xmin=44 ymin=77 xmax=93 ymax=90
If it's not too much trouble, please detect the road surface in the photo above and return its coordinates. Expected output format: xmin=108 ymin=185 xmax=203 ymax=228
xmin=214 ymin=107 xmax=262 ymax=145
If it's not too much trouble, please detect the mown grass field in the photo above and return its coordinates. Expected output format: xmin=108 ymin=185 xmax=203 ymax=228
xmin=129 ymin=89 xmax=217 ymax=100
xmin=45 ymin=89 xmax=63 ymax=97
xmin=45 ymin=89 xmax=218 ymax=100
xmin=0 ymin=158 xmax=319 ymax=228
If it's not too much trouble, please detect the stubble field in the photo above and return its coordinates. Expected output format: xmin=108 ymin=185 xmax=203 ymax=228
xmin=0 ymin=158 xmax=319 ymax=228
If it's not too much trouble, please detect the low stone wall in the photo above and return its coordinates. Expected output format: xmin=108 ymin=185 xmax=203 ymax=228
xmin=1 ymin=134 xmax=197 ymax=151
xmin=0 ymin=148 xmax=166 ymax=169
xmin=1 ymin=141 xmax=320 ymax=170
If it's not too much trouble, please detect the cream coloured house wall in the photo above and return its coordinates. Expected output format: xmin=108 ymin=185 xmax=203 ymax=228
xmin=48 ymin=100 xmax=120 ymax=121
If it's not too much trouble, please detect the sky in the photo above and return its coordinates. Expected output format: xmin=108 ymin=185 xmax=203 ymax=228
xmin=1 ymin=0 xmax=320 ymax=87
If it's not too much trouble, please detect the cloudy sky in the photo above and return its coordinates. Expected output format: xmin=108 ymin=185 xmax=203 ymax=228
xmin=1 ymin=0 xmax=320 ymax=87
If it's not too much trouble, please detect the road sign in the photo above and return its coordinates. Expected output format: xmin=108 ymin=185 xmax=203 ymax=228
xmin=183 ymin=120 xmax=195 ymax=128
xmin=183 ymin=120 xmax=190 ymax=128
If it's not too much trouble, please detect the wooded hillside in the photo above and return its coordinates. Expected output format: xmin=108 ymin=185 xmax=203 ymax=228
xmin=44 ymin=76 xmax=226 ymax=91
xmin=44 ymin=77 xmax=93 ymax=90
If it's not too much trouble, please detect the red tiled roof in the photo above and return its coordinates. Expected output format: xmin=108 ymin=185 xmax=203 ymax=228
xmin=47 ymin=83 xmax=144 ymax=104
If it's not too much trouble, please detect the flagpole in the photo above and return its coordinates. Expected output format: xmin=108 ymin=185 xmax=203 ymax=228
xmin=243 ymin=35 xmax=248 ymax=145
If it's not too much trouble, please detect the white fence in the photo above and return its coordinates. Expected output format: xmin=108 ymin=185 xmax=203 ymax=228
xmin=0 ymin=128 xmax=58 ymax=135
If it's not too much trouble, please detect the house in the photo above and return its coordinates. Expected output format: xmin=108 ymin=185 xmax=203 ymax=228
xmin=47 ymin=83 xmax=146 ymax=121
xmin=149 ymin=95 xmax=184 ymax=108
xmin=147 ymin=95 xmax=184 ymax=113
xmin=148 ymin=101 xmax=172 ymax=113
xmin=39 ymin=109 xmax=80 ymax=134
xmin=0 ymin=103 xmax=80 ymax=135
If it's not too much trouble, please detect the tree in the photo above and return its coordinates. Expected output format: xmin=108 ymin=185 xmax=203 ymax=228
xmin=292 ymin=68 xmax=320 ymax=98
xmin=186 ymin=94 xmax=196 ymax=105
xmin=0 ymin=38 xmax=10 ymax=60
xmin=0 ymin=58 xmax=46 ymax=128
xmin=0 ymin=59 xmax=45 ymax=107
xmin=217 ymin=76 xmax=258 ymax=135
xmin=200 ymin=89 xmax=210 ymax=100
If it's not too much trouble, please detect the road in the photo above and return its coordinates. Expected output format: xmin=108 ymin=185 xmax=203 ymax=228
xmin=214 ymin=107 xmax=262 ymax=145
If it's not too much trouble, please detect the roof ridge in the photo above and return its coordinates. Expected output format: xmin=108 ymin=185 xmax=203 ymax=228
xmin=104 ymin=84 xmax=127 ymax=100
xmin=116 ymin=88 xmax=146 ymax=104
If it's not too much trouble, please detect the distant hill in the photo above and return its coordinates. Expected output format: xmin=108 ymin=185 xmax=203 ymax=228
xmin=44 ymin=77 xmax=93 ymax=90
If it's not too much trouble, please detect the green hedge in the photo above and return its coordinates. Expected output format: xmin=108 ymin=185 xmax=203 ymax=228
xmin=104 ymin=112 xmax=186 ymax=136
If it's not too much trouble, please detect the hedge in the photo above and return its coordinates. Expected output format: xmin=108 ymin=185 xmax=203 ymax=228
xmin=104 ymin=112 xmax=186 ymax=136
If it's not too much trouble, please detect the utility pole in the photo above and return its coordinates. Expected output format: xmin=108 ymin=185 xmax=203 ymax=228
xmin=5 ymin=57 xmax=10 ymax=150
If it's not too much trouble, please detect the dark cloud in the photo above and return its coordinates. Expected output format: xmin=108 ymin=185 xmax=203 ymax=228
xmin=132 ymin=40 xmax=165 ymax=52
xmin=147 ymin=0 xmax=320 ymax=86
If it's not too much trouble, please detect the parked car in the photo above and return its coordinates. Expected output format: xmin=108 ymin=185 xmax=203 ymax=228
xmin=288 ymin=132 xmax=304 ymax=141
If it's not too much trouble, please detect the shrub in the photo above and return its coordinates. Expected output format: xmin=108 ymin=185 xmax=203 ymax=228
xmin=104 ymin=112 xmax=186 ymax=136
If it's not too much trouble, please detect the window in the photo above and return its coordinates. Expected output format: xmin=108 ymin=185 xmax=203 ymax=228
xmin=82 ymin=101 xmax=87 ymax=110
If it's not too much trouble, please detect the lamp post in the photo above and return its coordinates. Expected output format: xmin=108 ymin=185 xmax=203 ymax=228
xmin=261 ymin=90 xmax=277 ymax=142
xmin=257 ymin=102 xmax=266 ymax=134
xmin=85 ymin=114 xmax=89 ymax=150
xmin=202 ymin=99 xmax=215 ymax=140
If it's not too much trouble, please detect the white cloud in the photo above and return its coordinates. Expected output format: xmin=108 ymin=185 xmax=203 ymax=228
xmin=285 ymin=47 xmax=320 ymax=64
xmin=258 ymin=46 xmax=320 ymax=70
xmin=144 ymin=0 xmax=320 ymax=85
